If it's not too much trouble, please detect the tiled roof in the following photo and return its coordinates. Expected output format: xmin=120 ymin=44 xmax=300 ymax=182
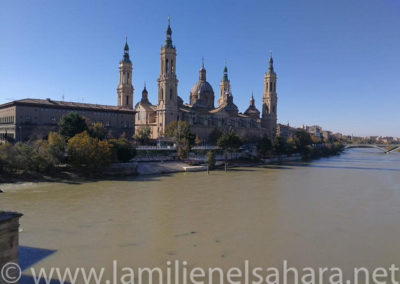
xmin=1 ymin=98 xmax=135 ymax=113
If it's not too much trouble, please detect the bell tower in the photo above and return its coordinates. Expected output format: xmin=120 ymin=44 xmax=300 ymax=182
xmin=117 ymin=37 xmax=134 ymax=109
xmin=262 ymin=52 xmax=278 ymax=138
xmin=156 ymin=17 xmax=179 ymax=136
xmin=218 ymin=65 xmax=231 ymax=106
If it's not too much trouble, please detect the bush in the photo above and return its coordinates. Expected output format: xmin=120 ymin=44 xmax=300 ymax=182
xmin=0 ymin=142 xmax=15 ymax=172
xmin=67 ymin=131 xmax=112 ymax=172
xmin=205 ymin=151 xmax=216 ymax=169
xmin=273 ymin=136 xmax=287 ymax=155
xmin=257 ymin=136 xmax=272 ymax=158
xmin=48 ymin=132 xmax=66 ymax=163
xmin=88 ymin=122 xmax=107 ymax=140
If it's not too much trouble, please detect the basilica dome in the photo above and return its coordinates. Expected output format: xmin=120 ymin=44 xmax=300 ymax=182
xmin=189 ymin=63 xmax=215 ymax=109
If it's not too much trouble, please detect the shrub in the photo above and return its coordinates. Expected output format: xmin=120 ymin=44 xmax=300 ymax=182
xmin=67 ymin=131 xmax=112 ymax=172
xmin=133 ymin=126 xmax=152 ymax=145
xmin=257 ymin=136 xmax=272 ymax=158
xmin=205 ymin=151 xmax=216 ymax=169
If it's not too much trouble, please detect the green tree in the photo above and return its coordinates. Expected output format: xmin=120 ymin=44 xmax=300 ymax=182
xmin=257 ymin=136 xmax=273 ymax=158
xmin=88 ymin=122 xmax=107 ymax=140
xmin=67 ymin=131 xmax=112 ymax=172
xmin=217 ymin=131 xmax=242 ymax=154
xmin=286 ymin=137 xmax=298 ymax=154
xmin=0 ymin=142 xmax=15 ymax=172
xmin=295 ymin=130 xmax=313 ymax=153
xmin=133 ymin=126 xmax=152 ymax=145
xmin=273 ymin=136 xmax=287 ymax=155
xmin=165 ymin=121 xmax=195 ymax=159
xmin=205 ymin=151 xmax=216 ymax=169
xmin=109 ymin=138 xmax=137 ymax=163
xmin=165 ymin=121 xmax=191 ymax=142
xmin=59 ymin=112 xmax=88 ymax=139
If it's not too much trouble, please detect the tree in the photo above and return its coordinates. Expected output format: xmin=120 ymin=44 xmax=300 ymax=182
xmin=67 ymin=131 xmax=112 ymax=172
xmin=273 ymin=136 xmax=287 ymax=155
xmin=205 ymin=151 xmax=216 ymax=169
xmin=133 ymin=126 xmax=152 ymax=145
xmin=217 ymin=131 xmax=242 ymax=153
xmin=165 ymin=121 xmax=191 ymax=143
xmin=88 ymin=122 xmax=107 ymax=140
xmin=257 ymin=136 xmax=273 ymax=158
xmin=109 ymin=138 xmax=137 ymax=163
xmin=59 ymin=112 xmax=88 ymax=139
xmin=0 ymin=142 xmax=15 ymax=172
xmin=208 ymin=128 xmax=222 ymax=144
xmin=165 ymin=121 xmax=195 ymax=159
xmin=286 ymin=137 xmax=297 ymax=154
xmin=295 ymin=130 xmax=313 ymax=153
xmin=48 ymin=132 xmax=66 ymax=163
xmin=311 ymin=135 xmax=322 ymax=144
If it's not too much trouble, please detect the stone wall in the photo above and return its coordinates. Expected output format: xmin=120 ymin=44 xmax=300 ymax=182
xmin=0 ymin=212 xmax=22 ymax=283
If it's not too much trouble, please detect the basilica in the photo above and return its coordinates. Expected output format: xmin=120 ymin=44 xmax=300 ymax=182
xmin=127 ymin=19 xmax=278 ymax=141
xmin=0 ymin=19 xmax=278 ymax=143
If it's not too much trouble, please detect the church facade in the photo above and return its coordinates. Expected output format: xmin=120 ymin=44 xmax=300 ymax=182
xmin=133 ymin=20 xmax=278 ymax=141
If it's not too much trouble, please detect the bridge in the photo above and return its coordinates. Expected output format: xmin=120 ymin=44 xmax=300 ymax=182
xmin=344 ymin=144 xmax=400 ymax=154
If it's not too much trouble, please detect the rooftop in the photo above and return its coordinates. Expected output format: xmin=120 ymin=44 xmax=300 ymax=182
xmin=0 ymin=98 xmax=135 ymax=113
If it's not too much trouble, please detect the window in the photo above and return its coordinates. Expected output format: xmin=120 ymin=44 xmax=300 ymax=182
xmin=126 ymin=96 xmax=129 ymax=105
xmin=170 ymin=88 xmax=172 ymax=100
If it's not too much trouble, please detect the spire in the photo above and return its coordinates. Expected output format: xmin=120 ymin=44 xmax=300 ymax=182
xmin=122 ymin=36 xmax=131 ymax=63
xmin=141 ymin=82 xmax=149 ymax=104
xmin=250 ymin=92 xmax=255 ymax=106
xmin=164 ymin=17 xmax=174 ymax=48
xmin=268 ymin=51 xmax=274 ymax=73
xmin=222 ymin=64 xmax=229 ymax=82
xmin=199 ymin=57 xmax=206 ymax=81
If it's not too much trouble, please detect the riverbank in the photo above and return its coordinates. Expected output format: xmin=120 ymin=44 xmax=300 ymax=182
xmin=0 ymin=148 xmax=344 ymax=186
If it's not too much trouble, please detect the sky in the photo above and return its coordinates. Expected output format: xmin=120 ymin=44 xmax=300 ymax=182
xmin=1 ymin=0 xmax=399 ymax=137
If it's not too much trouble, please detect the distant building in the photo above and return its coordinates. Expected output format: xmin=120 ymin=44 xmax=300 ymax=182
xmin=322 ymin=130 xmax=332 ymax=140
xmin=302 ymin=125 xmax=323 ymax=138
xmin=277 ymin=123 xmax=298 ymax=139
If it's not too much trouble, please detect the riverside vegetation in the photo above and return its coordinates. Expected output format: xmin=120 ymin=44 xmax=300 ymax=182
xmin=0 ymin=112 xmax=344 ymax=180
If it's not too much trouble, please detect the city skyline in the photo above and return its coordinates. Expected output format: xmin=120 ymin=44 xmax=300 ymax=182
xmin=1 ymin=0 xmax=399 ymax=137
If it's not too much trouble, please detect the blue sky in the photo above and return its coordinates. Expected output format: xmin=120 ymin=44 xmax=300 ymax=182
xmin=1 ymin=0 xmax=399 ymax=137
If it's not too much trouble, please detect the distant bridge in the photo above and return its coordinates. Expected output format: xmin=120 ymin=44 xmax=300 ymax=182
xmin=344 ymin=144 xmax=400 ymax=154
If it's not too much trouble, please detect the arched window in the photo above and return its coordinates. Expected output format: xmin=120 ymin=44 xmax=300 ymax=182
xmin=166 ymin=59 xmax=169 ymax=74
xmin=126 ymin=96 xmax=129 ymax=105
xmin=171 ymin=60 xmax=174 ymax=73
xmin=170 ymin=88 xmax=173 ymax=100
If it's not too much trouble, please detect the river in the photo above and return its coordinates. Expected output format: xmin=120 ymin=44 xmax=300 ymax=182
xmin=2 ymin=148 xmax=400 ymax=283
